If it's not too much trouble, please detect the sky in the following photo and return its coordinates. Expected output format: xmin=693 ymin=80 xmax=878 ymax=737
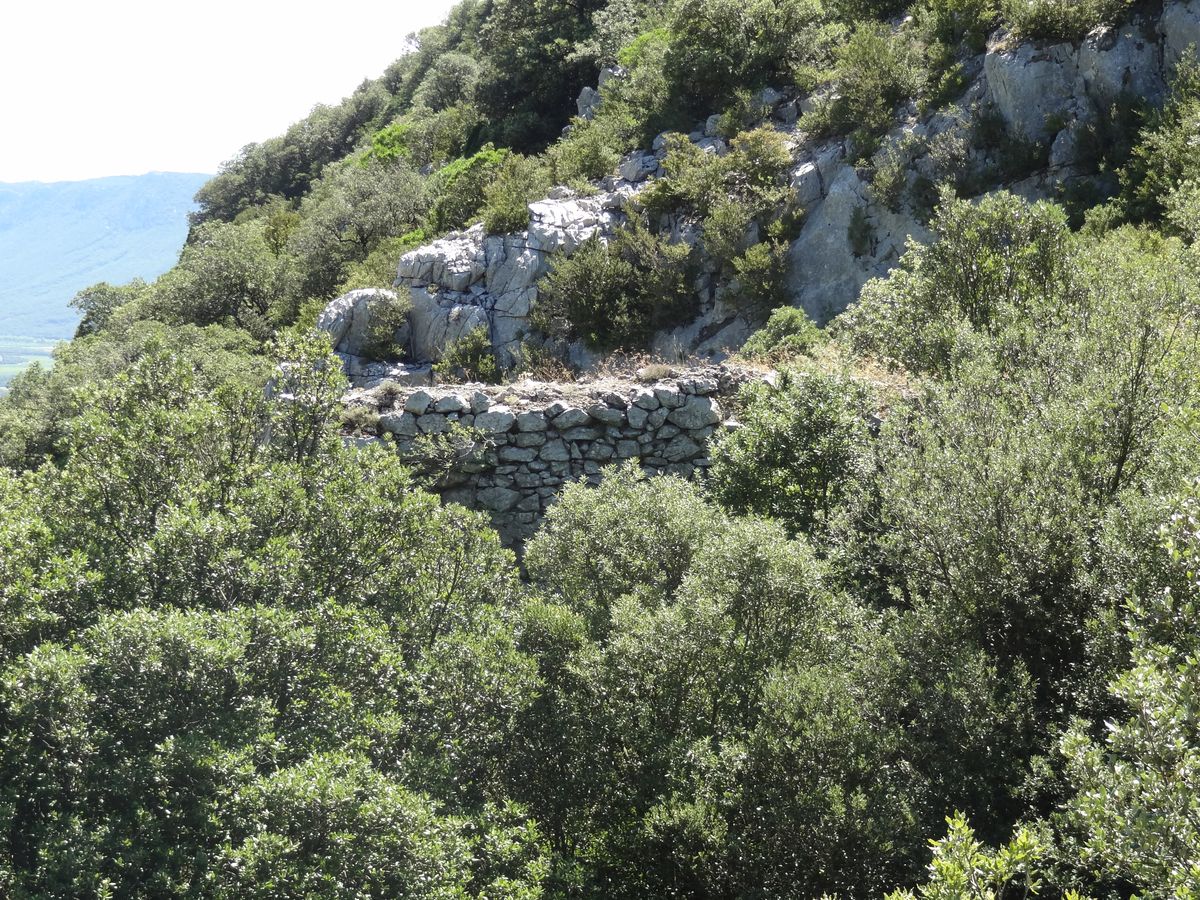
xmin=0 ymin=0 xmax=461 ymax=183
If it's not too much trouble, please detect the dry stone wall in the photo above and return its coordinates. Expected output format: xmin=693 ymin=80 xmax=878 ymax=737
xmin=350 ymin=367 xmax=758 ymax=545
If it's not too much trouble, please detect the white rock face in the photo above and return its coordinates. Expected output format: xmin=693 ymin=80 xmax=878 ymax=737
xmin=391 ymin=191 xmax=633 ymax=367
xmin=324 ymin=2 xmax=1198 ymax=366
xmin=527 ymin=193 xmax=625 ymax=254
xmin=317 ymin=288 xmax=400 ymax=358
xmin=397 ymin=230 xmax=486 ymax=292
xmin=790 ymin=161 xmax=824 ymax=209
xmin=984 ymin=42 xmax=1079 ymax=142
xmin=1162 ymin=0 xmax=1200 ymax=68
xmin=783 ymin=146 xmax=930 ymax=323
xmin=409 ymin=291 xmax=491 ymax=362
xmin=619 ymin=153 xmax=659 ymax=183
xmin=577 ymin=85 xmax=602 ymax=120
xmin=1077 ymin=25 xmax=1164 ymax=109
xmin=787 ymin=168 xmax=873 ymax=323
xmin=984 ymin=22 xmax=1171 ymax=145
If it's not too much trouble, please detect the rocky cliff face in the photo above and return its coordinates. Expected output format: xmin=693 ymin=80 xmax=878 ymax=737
xmin=789 ymin=5 xmax=1198 ymax=321
xmin=396 ymin=186 xmax=636 ymax=368
xmin=320 ymin=2 xmax=1200 ymax=381
xmin=319 ymin=1 xmax=1200 ymax=543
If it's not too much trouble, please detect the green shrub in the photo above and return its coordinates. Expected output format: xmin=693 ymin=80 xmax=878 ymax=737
xmin=71 ymin=280 xmax=150 ymax=338
xmin=740 ymin=306 xmax=822 ymax=362
xmin=708 ymin=370 xmax=872 ymax=538
xmin=288 ymin=158 xmax=430 ymax=302
xmin=367 ymin=104 xmax=482 ymax=169
xmin=411 ymin=52 xmax=482 ymax=112
xmin=616 ymin=23 xmax=672 ymax=71
xmin=840 ymin=190 xmax=1076 ymax=376
xmin=524 ymin=462 xmax=721 ymax=632
xmin=927 ymin=120 xmax=973 ymax=189
xmin=703 ymin=197 xmax=756 ymax=264
xmin=1001 ymin=0 xmax=1134 ymax=40
xmin=717 ymin=89 xmax=773 ymax=137
xmin=808 ymin=24 xmax=922 ymax=153
xmin=433 ymin=327 xmax=501 ymax=383
xmin=369 ymin=121 xmax=412 ymax=163
xmin=732 ymin=239 xmax=792 ymax=316
xmin=1123 ymin=57 xmax=1200 ymax=224
xmin=579 ymin=7 xmax=671 ymax=67
xmin=431 ymin=146 xmax=511 ymax=233
xmin=549 ymin=117 xmax=625 ymax=183
xmin=915 ymin=0 xmax=997 ymax=52
xmin=640 ymin=132 xmax=728 ymax=217
xmin=482 ymin=154 xmax=552 ymax=234
xmin=546 ymin=27 xmax=682 ymax=183
xmin=644 ymin=126 xmax=793 ymax=222
xmin=534 ymin=219 xmax=695 ymax=351
xmin=340 ymin=404 xmax=381 ymax=434
xmin=360 ymin=292 xmax=412 ymax=361
xmin=1080 ymin=199 xmax=1126 ymax=237
xmin=148 ymin=219 xmax=298 ymax=341
xmin=868 ymin=138 xmax=913 ymax=212
xmin=727 ymin=125 xmax=794 ymax=204
xmin=663 ymin=0 xmax=835 ymax=114
xmin=848 ymin=204 xmax=875 ymax=257
xmin=825 ymin=0 xmax=908 ymax=22
xmin=334 ymin=231 xmax=427 ymax=295
xmin=612 ymin=26 xmax=693 ymax=143
xmin=886 ymin=815 xmax=1052 ymax=900
xmin=511 ymin=341 xmax=576 ymax=381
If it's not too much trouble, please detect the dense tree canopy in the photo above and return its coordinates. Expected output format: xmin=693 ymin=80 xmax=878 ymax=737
xmin=3 ymin=0 xmax=1199 ymax=893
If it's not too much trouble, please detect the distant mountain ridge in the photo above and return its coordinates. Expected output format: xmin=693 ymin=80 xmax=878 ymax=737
xmin=0 ymin=172 xmax=209 ymax=341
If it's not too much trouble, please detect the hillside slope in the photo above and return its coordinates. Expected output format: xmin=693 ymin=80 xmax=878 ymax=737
xmin=0 ymin=172 xmax=208 ymax=342
xmin=2 ymin=0 xmax=1200 ymax=896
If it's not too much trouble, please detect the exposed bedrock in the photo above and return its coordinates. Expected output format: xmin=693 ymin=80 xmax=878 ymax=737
xmin=319 ymin=2 xmax=1200 ymax=370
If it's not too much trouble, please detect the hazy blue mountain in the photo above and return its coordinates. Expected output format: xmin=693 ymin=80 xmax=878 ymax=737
xmin=0 ymin=173 xmax=209 ymax=344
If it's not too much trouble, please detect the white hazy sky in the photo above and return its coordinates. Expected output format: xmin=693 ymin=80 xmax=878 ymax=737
xmin=0 ymin=0 xmax=461 ymax=183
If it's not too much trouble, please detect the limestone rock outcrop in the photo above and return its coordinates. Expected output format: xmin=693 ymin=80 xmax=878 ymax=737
xmin=786 ymin=159 xmax=932 ymax=323
xmin=317 ymin=288 xmax=398 ymax=358
xmin=783 ymin=6 xmax=1194 ymax=320
xmin=318 ymin=2 xmax=1200 ymax=370
xmin=393 ymin=189 xmax=635 ymax=369
xmin=1160 ymin=0 xmax=1200 ymax=68
xmin=984 ymin=25 xmax=1166 ymax=145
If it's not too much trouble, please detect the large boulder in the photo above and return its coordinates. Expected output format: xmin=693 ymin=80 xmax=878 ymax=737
xmin=392 ymin=190 xmax=634 ymax=367
xmin=577 ymin=85 xmax=602 ymax=120
xmin=485 ymin=234 xmax=546 ymax=294
xmin=785 ymin=159 xmax=929 ymax=323
xmin=1162 ymin=0 xmax=1200 ymax=69
xmin=408 ymin=289 xmax=491 ymax=363
xmin=526 ymin=193 xmax=625 ymax=254
xmin=397 ymin=226 xmax=487 ymax=292
xmin=317 ymin=288 xmax=402 ymax=358
xmin=984 ymin=41 xmax=1079 ymax=142
xmin=787 ymin=168 xmax=871 ymax=322
xmin=1078 ymin=25 xmax=1165 ymax=109
xmin=790 ymin=160 xmax=825 ymax=209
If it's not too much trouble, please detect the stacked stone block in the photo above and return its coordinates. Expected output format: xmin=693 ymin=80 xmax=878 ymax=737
xmin=373 ymin=375 xmax=731 ymax=545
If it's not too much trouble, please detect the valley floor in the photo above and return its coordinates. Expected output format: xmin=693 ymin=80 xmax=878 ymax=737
xmin=0 ymin=335 xmax=54 ymax=392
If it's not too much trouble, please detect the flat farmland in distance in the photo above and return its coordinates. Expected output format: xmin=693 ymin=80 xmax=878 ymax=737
xmin=0 ymin=336 xmax=55 ymax=393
